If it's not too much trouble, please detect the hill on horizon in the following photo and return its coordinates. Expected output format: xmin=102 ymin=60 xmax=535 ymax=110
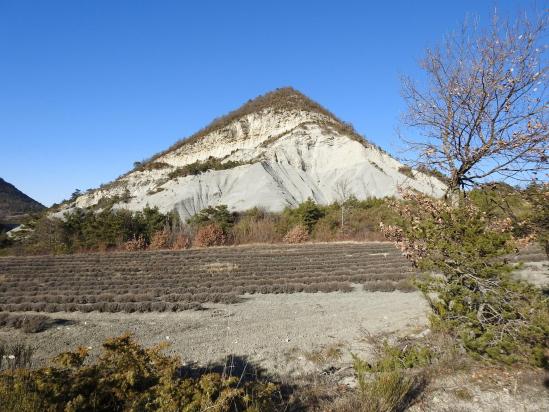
xmin=56 ymin=87 xmax=446 ymax=220
xmin=0 ymin=177 xmax=45 ymax=227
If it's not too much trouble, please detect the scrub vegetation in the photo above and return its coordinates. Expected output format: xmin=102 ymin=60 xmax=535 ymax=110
xmin=0 ymin=334 xmax=282 ymax=412
xmin=1 ymin=196 xmax=400 ymax=255
xmin=168 ymin=157 xmax=248 ymax=180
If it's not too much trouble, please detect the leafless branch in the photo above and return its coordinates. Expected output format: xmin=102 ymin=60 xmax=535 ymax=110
xmin=401 ymin=10 xmax=548 ymax=193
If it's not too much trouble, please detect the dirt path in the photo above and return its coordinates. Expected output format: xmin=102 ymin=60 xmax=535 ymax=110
xmin=0 ymin=289 xmax=429 ymax=376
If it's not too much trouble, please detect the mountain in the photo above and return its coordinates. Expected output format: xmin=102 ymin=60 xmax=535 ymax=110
xmin=59 ymin=88 xmax=446 ymax=219
xmin=0 ymin=178 xmax=45 ymax=225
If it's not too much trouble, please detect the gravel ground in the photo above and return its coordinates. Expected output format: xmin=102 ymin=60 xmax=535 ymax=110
xmin=1 ymin=248 xmax=546 ymax=411
xmin=514 ymin=261 xmax=549 ymax=287
xmin=0 ymin=288 xmax=428 ymax=376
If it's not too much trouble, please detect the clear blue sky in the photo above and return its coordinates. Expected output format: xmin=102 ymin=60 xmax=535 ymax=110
xmin=0 ymin=1 xmax=524 ymax=206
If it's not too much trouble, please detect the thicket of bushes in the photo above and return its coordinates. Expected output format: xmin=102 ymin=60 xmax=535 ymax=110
xmin=2 ymin=197 xmax=400 ymax=255
xmin=187 ymin=197 xmax=400 ymax=248
xmin=0 ymin=334 xmax=280 ymax=411
xmin=2 ymin=183 xmax=546 ymax=256
xmin=7 ymin=206 xmax=179 ymax=255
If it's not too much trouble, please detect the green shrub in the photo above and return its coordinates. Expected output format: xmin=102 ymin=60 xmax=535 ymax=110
xmin=168 ymin=157 xmax=247 ymax=180
xmin=95 ymin=189 xmax=132 ymax=210
xmin=353 ymin=370 xmax=417 ymax=412
xmin=519 ymin=182 xmax=548 ymax=255
xmin=382 ymin=192 xmax=549 ymax=366
xmin=357 ymin=342 xmax=433 ymax=374
xmin=0 ymin=334 xmax=279 ymax=412
xmin=18 ymin=216 xmax=69 ymax=255
xmin=279 ymin=198 xmax=325 ymax=233
xmin=468 ymin=182 xmax=548 ymax=253
xmin=187 ymin=205 xmax=235 ymax=233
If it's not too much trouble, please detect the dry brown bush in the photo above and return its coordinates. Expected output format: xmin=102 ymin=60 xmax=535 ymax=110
xmin=121 ymin=235 xmax=146 ymax=251
xmin=314 ymin=282 xmax=353 ymax=293
xmin=0 ymin=341 xmax=34 ymax=370
xmin=283 ymin=225 xmax=310 ymax=244
xmin=309 ymin=217 xmax=389 ymax=243
xmin=96 ymin=242 xmax=111 ymax=253
xmin=193 ymin=224 xmax=226 ymax=247
xmin=150 ymin=227 xmax=192 ymax=250
xmin=171 ymin=231 xmax=191 ymax=250
xmin=149 ymin=229 xmax=170 ymax=250
xmin=150 ymin=302 xmax=168 ymax=312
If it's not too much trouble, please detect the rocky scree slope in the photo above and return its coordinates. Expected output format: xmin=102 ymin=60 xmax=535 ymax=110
xmin=59 ymin=88 xmax=446 ymax=220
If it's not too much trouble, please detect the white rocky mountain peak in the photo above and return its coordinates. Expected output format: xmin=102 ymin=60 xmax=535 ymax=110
xmin=64 ymin=87 xmax=446 ymax=219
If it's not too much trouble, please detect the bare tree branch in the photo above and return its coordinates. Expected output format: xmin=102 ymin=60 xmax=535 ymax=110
xmin=401 ymin=10 xmax=548 ymax=193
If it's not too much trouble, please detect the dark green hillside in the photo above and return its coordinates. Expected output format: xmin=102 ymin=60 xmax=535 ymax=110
xmin=0 ymin=178 xmax=44 ymax=226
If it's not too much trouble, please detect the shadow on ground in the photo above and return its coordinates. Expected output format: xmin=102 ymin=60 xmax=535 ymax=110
xmin=177 ymin=354 xmax=309 ymax=410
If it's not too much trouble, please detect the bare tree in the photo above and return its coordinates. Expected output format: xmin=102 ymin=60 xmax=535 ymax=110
xmin=334 ymin=177 xmax=352 ymax=231
xmin=401 ymin=10 xmax=548 ymax=193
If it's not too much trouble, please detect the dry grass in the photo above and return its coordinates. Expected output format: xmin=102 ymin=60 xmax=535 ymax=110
xmin=302 ymin=343 xmax=344 ymax=366
xmin=232 ymin=217 xmax=282 ymax=244
xmin=0 ymin=341 xmax=34 ymax=370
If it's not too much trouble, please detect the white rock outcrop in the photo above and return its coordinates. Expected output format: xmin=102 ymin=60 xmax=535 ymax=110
xmin=60 ymin=89 xmax=446 ymax=220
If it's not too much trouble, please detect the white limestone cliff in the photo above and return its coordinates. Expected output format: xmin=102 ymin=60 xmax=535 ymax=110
xmin=59 ymin=88 xmax=446 ymax=220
